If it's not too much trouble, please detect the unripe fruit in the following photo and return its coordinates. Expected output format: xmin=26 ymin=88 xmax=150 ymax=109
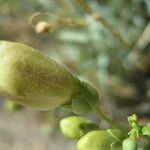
xmin=77 ymin=130 xmax=114 ymax=150
xmin=0 ymin=41 xmax=99 ymax=112
xmin=60 ymin=116 xmax=99 ymax=139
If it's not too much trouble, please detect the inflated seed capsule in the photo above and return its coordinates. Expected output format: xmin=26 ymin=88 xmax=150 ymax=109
xmin=122 ymin=138 xmax=137 ymax=150
xmin=60 ymin=116 xmax=99 ymax=139
xmin=0 ymin=41 xmax=99 ymax=111
xmin=77 ymin=130 xmax=114 ymax=150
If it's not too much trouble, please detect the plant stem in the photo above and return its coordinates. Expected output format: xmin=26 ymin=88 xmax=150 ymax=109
xmin=76 ymin=0 xmax=132 ymax=50
xmin=94 ymin=107 xmax=126 ymax=132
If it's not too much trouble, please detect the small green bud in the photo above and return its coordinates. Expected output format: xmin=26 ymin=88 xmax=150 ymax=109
xmin=128 ymin=114 xmax=142 ymax=140
xmin=128 ymin=114 xmax=138 ymax=128
xmin=77 ymin=130 xmax=114 ymax=150
xmin=60 ymin=116 xmax=99 ymax=139
xmin=4 ymin=100 xmax=23 ymax=111
xmin=122 ymin=138 xmax=137 ymax=150
xmin=0 ymin=41 xmax=99 ymax=111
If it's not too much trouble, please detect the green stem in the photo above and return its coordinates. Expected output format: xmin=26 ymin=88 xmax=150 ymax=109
xmin=94 ymin=107 xmax=126 ymax=132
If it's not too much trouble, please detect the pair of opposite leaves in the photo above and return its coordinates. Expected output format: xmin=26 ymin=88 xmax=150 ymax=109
xmin=0 ymin=41 xmax=99 ymax=114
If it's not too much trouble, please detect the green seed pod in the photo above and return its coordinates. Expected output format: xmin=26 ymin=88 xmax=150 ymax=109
xmin=0 ymin=41 xmax=99 ymax=111
xmin=60 ymin=116 xmax=99 ymax=139
xmin=77 ymin=130 xmax=114 ymax=150
xmin=122 ymin=138 xmax=137 ymax=150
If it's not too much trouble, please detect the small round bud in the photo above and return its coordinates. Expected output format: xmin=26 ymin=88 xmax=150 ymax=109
xmin=4 ymin=100 xmax=23 ymax=111
xmin=60 ymin=116 xmax=99 ymax=139
xmin=122 ymin=138 xmax=137 ymax=150
xmin=35 ymin=21 xmax=50 ymax=34
xmin=77 ymin=130 xmax=114 ymax=150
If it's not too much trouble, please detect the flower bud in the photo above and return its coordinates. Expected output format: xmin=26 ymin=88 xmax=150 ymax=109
xmin=60 ymin=116 xmax=99 ymax=139
xmin=0 ymin=41 xmax=99 ymax=112
xmin=122 ymin=138 xmax=137 ymax=150
xmin=77 ymin=130 xmax=114 ymax=150
xmin=0 ymin=41 xmax=80 ymax=110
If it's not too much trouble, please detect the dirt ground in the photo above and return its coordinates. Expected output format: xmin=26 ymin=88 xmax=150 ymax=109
xmin=0 ymin=99 xmax=75 ymax=150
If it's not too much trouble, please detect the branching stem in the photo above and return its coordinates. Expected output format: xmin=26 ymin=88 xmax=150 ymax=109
xmin=76 ymin=0 xmax=132 ymax=50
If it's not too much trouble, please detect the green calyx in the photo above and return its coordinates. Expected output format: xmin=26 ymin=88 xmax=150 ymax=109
xmin=71 ymin=81 xmax=100 ymax=114
xmin=107 ymin=129 xmax=125 ymax=142
xmin=107 ymin=129 xmax=126 ymax=150
xmin=0 ymin=40 xmax=99 ymax=112
xmin=60 ymin=116 xmax=99 ymax=139
xmin=77 ymin=130 xmax=114 ymax=150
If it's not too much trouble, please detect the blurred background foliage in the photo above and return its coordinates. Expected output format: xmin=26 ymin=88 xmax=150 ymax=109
xmin=0 ymin=0 xmax=150 ymax=149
